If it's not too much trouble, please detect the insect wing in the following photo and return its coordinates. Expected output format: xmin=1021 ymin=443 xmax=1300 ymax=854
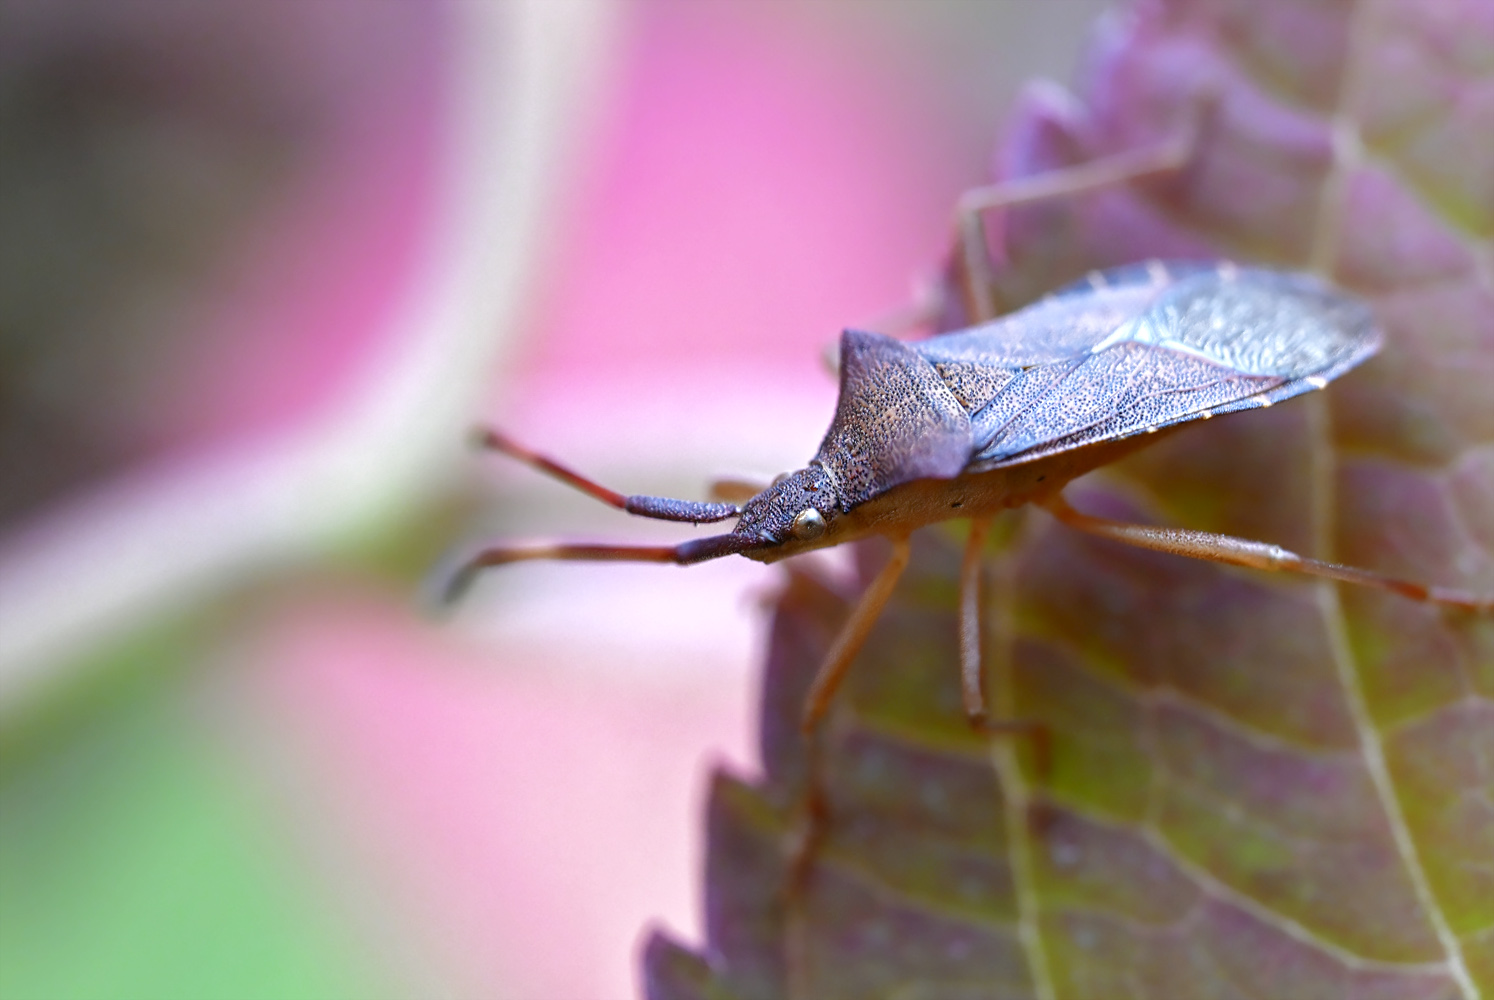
xmin=918 ymin=263 xmax=1380 ymax=471
xmin=921 ymin=284 xmax=1157 ymax=373
xmin=971 ymin=342 xmax=1283 ymax=466
xmin=1090 ymin=267 xmax=1379 ymax=380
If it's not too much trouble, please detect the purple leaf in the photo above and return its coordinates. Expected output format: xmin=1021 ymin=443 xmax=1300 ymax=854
xmin=640 ymin=930 xmax=714 ymax=1000
xmin=650 ymin=0 xmax=1494 ymax=996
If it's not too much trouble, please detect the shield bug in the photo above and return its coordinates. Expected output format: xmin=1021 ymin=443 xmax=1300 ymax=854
xmin=442 ymin=125 xmax=1490 ymax=750
xmin=443 ymin=257 xmax=1492 ymax=743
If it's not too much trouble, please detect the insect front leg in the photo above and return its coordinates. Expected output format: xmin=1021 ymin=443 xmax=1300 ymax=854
xmin=1041 ymin=495 xmax=1492 ymax=613
xmin=788 ymin=535 xmax=912 ymax=888
xmin=806 ymin=535 xmax=908 ymax=738
xmin=800 ymin=535 xmax=914 ymax=735
xmin=706 ymin=476 xmax=770 ymax=505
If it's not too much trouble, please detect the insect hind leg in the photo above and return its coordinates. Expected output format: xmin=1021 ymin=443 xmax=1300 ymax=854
xmin=955 ymin=138 xmax=1194 ymax=322
xmin=953 ymin=90 xmax=1216 ymax=323
xmin=1042 ymin=494 xmax=1492 ymax=614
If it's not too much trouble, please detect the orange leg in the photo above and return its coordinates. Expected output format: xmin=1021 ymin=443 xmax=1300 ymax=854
xmin=789 ymin=536 xmax=912 ymax=891
xmin=954 ymin=135 xmax=1195 ymax=322
xmin=439 ymin=532 xmax=759 ymax=605
xmin=958 ymin=518 xmax=1053 ymax=774
xmin=800 ymin=536 xmax=913 ymax=736
xmin=959 ymin=517 xmax=994 ymax=724
xmin=472 ymin=427 xmax=740 ymax=524
xmin=706 ymin=476 xmax=770 ymax=505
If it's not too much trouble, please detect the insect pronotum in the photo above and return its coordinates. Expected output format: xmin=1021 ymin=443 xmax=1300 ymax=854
xmin=441 ymin=139 xmax=1491 ymax=756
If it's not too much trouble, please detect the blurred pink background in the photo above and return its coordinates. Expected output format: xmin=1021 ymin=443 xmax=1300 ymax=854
xmin=0 ymin=2 xmax=1106 ymax=997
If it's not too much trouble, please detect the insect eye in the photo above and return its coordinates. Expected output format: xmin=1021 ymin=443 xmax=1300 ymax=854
xmin=790 ymin=507 xmax=826 ymax=540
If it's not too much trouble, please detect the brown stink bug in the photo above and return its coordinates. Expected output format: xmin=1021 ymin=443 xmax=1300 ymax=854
xmin=440 ymin=141 xmax=1491 ymax=757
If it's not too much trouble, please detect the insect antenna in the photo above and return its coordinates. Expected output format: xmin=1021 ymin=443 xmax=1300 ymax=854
xmin=438 ymin=533 xmax=758 ymax=607
xmin=472 ymin=428 xmax=741 ymax=524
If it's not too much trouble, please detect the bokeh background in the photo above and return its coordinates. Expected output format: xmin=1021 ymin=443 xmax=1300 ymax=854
xmin=0 ymin=2 xmax=1111 ymax=997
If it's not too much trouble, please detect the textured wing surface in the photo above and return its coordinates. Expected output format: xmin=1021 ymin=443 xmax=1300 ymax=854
xmin=916 ymin=261 xmax=1222 ymax=378
xmin=913 ymin=262 xmax=1380 ymax=471
xmin=972 ymin=344 xmax=1282 ymax=466
xmin=919 ymin=286 xmax=1156 ymax=370
xmin=814 ymin=330 xmax=971 ymax=509
xmin=1088 ymin=266 xmax=1379 ymax=379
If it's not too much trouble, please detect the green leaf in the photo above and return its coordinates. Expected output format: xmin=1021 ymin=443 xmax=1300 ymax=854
xmin=651 ymin=0 xmax=1494 ymax=996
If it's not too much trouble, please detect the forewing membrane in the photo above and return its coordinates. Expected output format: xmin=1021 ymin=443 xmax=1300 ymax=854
xmin=913 ymin=261 xmax=1381 ymax=473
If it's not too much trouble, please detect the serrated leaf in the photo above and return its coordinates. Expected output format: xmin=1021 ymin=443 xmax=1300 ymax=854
xmin=648 ymin=0 xmax=1494 ymax=997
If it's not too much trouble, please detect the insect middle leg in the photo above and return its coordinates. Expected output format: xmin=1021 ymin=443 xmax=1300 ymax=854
xmin=959 ymin=517 xmax=994 ymax=724
xmin=959 ymin=517 xmax=1053 ymax=775
xmin=1042 ymin=494 xmax=1492 ymax=613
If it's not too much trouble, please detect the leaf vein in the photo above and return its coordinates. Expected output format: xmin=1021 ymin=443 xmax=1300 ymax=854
xmin=1303 ymin=1 xmax=1483 ymax=989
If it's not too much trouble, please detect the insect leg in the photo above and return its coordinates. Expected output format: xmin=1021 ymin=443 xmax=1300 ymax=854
xmin=800 ymin=536 xmax=914 ymax=736
xmin=787 ymin=535 xmax=912 ymax=893
xmin=1042 ymin=495 xmax=1492 ymax=613
xmin=959 ymin=517 xmax=1054 ymax=775
xmin=955 ymin=133 xmax=1197 ymax=322
xmin=706 ymin=476 xmax=770 ymax=505
xmin=439 ymin=532 xmax=754 ymax=605
xmin=959 ymin=517 xmax=994 ymax=725
xmin=472 ymin=428 xmax=740 ymax=523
